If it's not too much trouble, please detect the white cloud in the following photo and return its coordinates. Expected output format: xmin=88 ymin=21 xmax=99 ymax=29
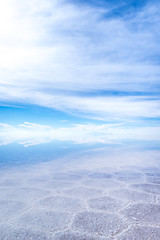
xmin=0 ymin=0 xmax=160 ymax=119
xmin=0 ymin=86 xmax=160 ymax=119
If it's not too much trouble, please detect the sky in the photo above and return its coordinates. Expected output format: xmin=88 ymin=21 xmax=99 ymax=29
xmin=0 ymin=0 xmax=160 ymax=147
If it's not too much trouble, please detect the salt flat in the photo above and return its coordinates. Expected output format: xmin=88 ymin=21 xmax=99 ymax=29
xmin=0 ymin=148 xmax=160 ymax=240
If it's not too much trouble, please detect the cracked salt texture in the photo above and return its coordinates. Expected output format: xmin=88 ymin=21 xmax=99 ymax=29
xmin=1 ymin=149 xmax=160 ymax=239
xmin=87 ymin=196 xmax=125 ymax=212
xmin=45 ymin=180 xmax=75 ymax=189
xmin=120 ymin=203 xmax=160 ymax=224
xmin=116 ymin=176 xmax=144 ymax=183
xmin=51 ymin=173 xmax=83 ymax=181
xmin=88 ymin=172 xmax=112 ymax=179
xmin=53 ymin=230 xmax=107 ymax=240
xmin=108 ymin=187 xmax=155 ymax=203
xmin=0 ymin=224 xmax=50 ymax=240
xmin=72 ymin=211 xmax=128 ymax=237
xmin=64 ymin=187 xmax=103 ymax=198
xmin=37 ymin=196 xmax=85 ymax=211
xmin=0 ymin=199 xmax=28 ymax=222
xmin=117 ymin=226 xmax=160 ymax=240
xmin=114 ymin=171 xmax=143 ymax=177
xmin=12 ymin=209 xmax=73 ymax=233
xmin=81 ymin=179 xmax=125 ymax=190
xmin=25 ymin=179 xmax=76 ymax=194
xmin=130 ymin=183 xmax=160 ymax=194
xmin=114 ymin=171 xmax=144 ymax=183
xmin=0 ymin=187 xmax=50 ymax=202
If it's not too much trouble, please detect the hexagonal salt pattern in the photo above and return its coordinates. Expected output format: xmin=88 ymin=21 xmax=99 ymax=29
xmin=37 ymin=196 xmax=85 ymax=212
xmin=87 ymin=196 xmax=125 ymax=212
xmin=130 ymin=183 xmax=160 ymax=194
xmin=72 ymin=211 xmax=128 ymax=237
xmin=0 ymin=187 xmax=50 ymax=203
xmin=82 ymin=179 xmax=125 ymax=190
xmin=120 ymin=203 xmax=160 ymax=225
xmin=1 ymin=153 xmax=160 ymax=240
xmin=117 ymin=226 xmax=160 ymax=240
xmin=63 ymin=187 xmax=103 ymax=198
xmin=108 ymin=187 xmax=155 ymax=203
xmin=54 ymin=230 xmax=107 ymax=240
xmin=12 ymin=209 xmax=73 ymax=233
xmin=88 ymin=172 xmax=113 ymax=179
xmin=0 ymin=199 xmax=28 ymax=222
xmin=0 ymin=224 xmax=50 ymax=240
xmin=51 ymin=172 xmax=83 ymax=181
xmin=114 ymin=170 xmax=144 ymax=183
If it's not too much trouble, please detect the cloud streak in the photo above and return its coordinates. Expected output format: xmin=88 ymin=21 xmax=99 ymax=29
xmin=0 ymin=0 xmax=160 ymax=121
xmin=0 ymin=86 xmax=160 ymax=120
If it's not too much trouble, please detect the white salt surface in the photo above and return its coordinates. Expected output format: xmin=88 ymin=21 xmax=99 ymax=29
xmin=0 ymin=148 xmax=160 ymax=239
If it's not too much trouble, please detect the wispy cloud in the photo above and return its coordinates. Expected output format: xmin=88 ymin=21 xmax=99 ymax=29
xmin=0 ymin=0 xmax=160 ymax=120
xmin=0 ymin=87 xmax=160 ymax=120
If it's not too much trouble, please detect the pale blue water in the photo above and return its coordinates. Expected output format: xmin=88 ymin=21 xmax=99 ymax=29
xmin=0 ymin=141 xmax=106 ymax=169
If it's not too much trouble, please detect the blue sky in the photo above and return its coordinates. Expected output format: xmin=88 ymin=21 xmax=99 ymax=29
xmin=0 ymin=0 xmax=160 ymax=146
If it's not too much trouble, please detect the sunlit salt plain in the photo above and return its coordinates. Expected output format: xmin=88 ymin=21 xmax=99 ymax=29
xmin=0 ymin=144 xmax=160 ymax=240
